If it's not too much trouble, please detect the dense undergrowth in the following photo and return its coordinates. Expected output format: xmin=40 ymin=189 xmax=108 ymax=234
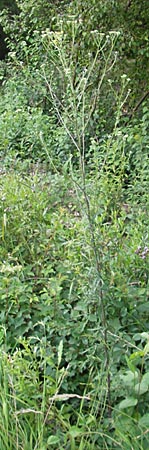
xmin=0 ymin=0 xmax=149 ymax=449
xmin=0 ymin=154 xmax=149 ymax=449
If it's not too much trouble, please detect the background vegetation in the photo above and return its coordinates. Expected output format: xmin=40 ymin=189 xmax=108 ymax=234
xmin=0 ymin=0 xmax=149 ymax=448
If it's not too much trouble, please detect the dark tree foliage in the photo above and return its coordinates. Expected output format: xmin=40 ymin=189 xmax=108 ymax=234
xmin=0 ymin=0 xmax=18 ymax=60
xmin=0 ymin=25 xmax=8 ymax=60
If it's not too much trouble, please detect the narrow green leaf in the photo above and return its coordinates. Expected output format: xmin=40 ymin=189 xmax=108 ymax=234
xmin=58 ymin=339 xmax=63 ymax=366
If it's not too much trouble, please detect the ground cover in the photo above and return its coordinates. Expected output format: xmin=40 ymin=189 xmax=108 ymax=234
xmin=0 ymin=159 xmax=149 ymax=449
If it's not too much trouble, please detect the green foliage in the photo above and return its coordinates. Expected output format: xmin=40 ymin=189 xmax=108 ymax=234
xmin=124 ymin=104 xmax=149 ymax=199
xmin=0 ymin=0 xmax=149 ymax=448
xmin=0 ymin=153 xmax=149 ymax=447
xmin=67 ymin=0 xmax=149 ymax=101
xmin=1 ymin=0 xmax=148 ymax=120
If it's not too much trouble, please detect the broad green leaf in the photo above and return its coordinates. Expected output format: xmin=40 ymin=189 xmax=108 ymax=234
xmin=68 ymin=426 xmax=83 ymax=438
xmin=120 ymin=370 xmax=139 ymax=386
xmin=138 ymin=303 xmax=149 ymax=313
xmin=118 ymin=397 xmax=138 ymax=409
xmin=133 ymin=332 xmax=149 ymax=341
xmin=109 ymin=317 xmax=121 ymax=331
xmin=139 ymin=414 xmax=149 ymax=428
xmin=141 ymin=332 xmax=149 ymax=340
xmin=142 ymin=372 xmax=149 ymax=386
xmin=134 ymin=381 xmax=148 ymax=395
xmin=47 ymin=435 xmax=60 ymax=445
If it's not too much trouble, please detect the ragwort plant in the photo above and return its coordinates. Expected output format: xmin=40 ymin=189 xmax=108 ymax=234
xmin=40 ymin=20 xmax=149 ymax=448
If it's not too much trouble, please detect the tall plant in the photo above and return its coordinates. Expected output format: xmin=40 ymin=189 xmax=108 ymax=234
xmin=40 ymin=20 xmax=132 ymax=415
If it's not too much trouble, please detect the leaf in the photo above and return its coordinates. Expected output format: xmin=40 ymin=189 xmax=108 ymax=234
xmin=118 ymin=397 xmax=138 ymax=410
xmin=58 ymin=339 xmax=63 ymax=366
xmin=134 ymin=381 xmax=148 ymax=395
xmin=139 ymin=414 xmax=149 ymax=428
xmin=130 ymin=351 xmax=144 ymax=360
xmin=141 ymin=332 xmax=149 ymax=340
xmin=142 ymin=372 xmax=149 ymax=386
xmin=133 ymin=332 xmax=149 ymax=341
xmin=47 ymin=435 xmax=60 ymax=445
xmin=125 ymin=355 xmax=136 ymax=373
xmin=68 ymin=426 xmax=83 ymax=438
xmin=0 ymin=326 xmax=5 ymax=346
xmin=138 ymin=303 xmax=149 ymax=313
xmin=144 ymin=342 xmax=149 ymax=356
xmin=120 ymin=370 xmax=139 ymax=386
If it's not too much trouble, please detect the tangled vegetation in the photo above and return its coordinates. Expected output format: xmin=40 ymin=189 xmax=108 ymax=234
xmin=0 ymin=1 xmax=149 ymax=449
